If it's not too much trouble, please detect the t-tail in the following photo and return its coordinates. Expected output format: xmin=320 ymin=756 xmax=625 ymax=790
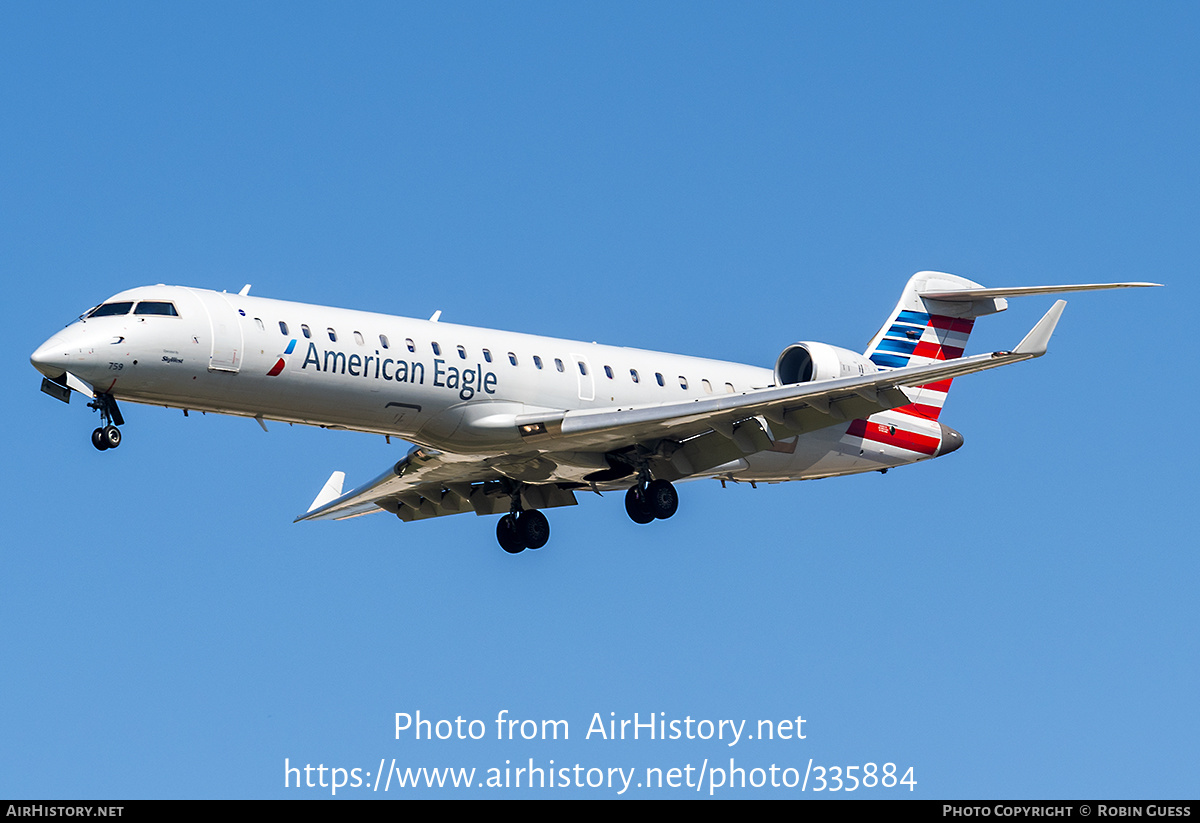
xmin=863 ymin=271 xmax=1161 ymax=423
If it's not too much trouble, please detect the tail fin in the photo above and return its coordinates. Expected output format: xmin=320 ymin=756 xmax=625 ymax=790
xmin=864 ymin=271 xmax=1007 ymax=421
xmin=863 ymin=272 xmax=1160 ymax=422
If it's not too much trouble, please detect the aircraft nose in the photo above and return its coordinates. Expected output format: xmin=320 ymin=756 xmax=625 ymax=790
xmin=30 ymin=335 xmax=70 ymax=379
xmin=31 ymin=324 xmax=98 ymax=380
xmin=936 ymin=423 xmax=965 ymax=456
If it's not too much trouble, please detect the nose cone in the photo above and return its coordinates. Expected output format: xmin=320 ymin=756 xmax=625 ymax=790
xmin=936 ymin=423 xmax=965 ymax=456
xmin=31 ymin=324 xmax=98 ymax=380
xmin=31 ymin=335 xmax=70 ymax=379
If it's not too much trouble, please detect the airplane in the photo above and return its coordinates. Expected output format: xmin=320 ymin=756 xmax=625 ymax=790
xmin=30 ymin=271 xmax=1158 ymax=553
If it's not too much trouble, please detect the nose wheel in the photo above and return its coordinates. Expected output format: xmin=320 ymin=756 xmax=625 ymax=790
xmin=87 ymin=393 xmax=125 ymax=451
xmin=91 ymin=425 xmax=122 ymax=451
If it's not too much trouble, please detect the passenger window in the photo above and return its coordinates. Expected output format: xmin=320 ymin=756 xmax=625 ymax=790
xmin=508 ymin=352 xmax=518 ymax=366
xmin=302 ymin=325 xmax=312 ymax=339
xmin=483 ymin=349 xmax=493 ymax=363
xmin=655 ymin=373 xmax=665 ymax=387
xmin=555 ymin=358 xmax=564 ymax=372
xmin=279 ymin=321 xmax=289 ymax=335
xmin=133 ymin=301 xmax=179 ymax=316
xmin=327 ymin=328 xmax=337 ymax=342
xmin=702 ymin=379 xmax=712 ymax=394
xmin=725 ymin=382 xmax=734 ymax=393
xmin=678 ymin=376 xmax=687 ymax=389
xmin=533 ymin=356 xmax=543 ymax=369
xmin=379 ymin=334 xmax=389 ymax=349
xmin=579 ymin=362 xmax=589 ymax=376
xmin=254 ymin=318 xmax=265 ymax=331
xmin=354 ymin=331 xmax=364 ymax=345
xmin=432 ymin=342 xmax=441 ymax=355
xmin=406 ymin=338 xmax=415 ymax=352
xmin=630 ymin=369 xmax=639 ymax=383
xmin=457 ymin=345 xmax=467 ymax=360
xmin=604 ymin=365 xmax=614 ymax=379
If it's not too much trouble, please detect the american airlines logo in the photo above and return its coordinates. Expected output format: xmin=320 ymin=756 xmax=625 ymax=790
xmin=274 ymin=341 xmax=498 ymax=401
xmin=266 ymin=339 xmax=297 ymax=376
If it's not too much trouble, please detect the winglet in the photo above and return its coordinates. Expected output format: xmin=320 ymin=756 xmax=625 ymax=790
xmin=307 ymin=471 xmax=346 ymax=513
xmin=1012 ymin=300 xmax=1066 ymax=356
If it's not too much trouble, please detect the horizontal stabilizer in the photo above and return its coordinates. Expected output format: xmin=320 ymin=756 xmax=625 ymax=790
xmin=919 ymin=282 xmax=1161 ymax=301
xmin=307 ymin=471 xmax=346 ymax=513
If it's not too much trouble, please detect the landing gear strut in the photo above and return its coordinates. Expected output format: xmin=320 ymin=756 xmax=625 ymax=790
xmin=88 ymin=393 xmax=125 ymax=451
xmin=625 ymin=478 xmax=679 ymax=524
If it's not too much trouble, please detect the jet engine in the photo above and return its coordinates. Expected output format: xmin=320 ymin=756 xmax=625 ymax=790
xmin=774 ymin=342 xmax=878 ymax=385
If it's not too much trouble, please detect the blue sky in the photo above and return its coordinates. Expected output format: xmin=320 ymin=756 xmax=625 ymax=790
xmin=2 ymin=2 xmax=1196 ymax=798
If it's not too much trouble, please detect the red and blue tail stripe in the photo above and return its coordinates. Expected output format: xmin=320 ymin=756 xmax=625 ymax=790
xmin=846 ymin=417 xmax=940 ymax=455
xmin=869 ymin=310 xmax=933 ymax=368
xmin=863 ymin=276 xmax=982 ymax=425
xmin=866 ymin=310 xmax=973 ymax=421
xmin=842 ymin=272 xmax=991 ymax=459
xmin=869 ymin=310 xmax=972 ymax=372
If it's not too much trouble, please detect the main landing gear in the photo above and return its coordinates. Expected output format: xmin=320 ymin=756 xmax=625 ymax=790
xmin=88 ymin=393 xmax=125 ymax=451
xmin=493 ymin=477 xmax=679 ymax=554
xmin=624 ymin=478 xmax=679 ymax=524
xmin=495 ymin=483 xmax=551 ymax=554
xmin=496 ymin=509 xmax=550 ymax=554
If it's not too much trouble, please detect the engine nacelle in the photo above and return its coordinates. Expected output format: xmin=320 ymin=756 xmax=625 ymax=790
xmin=774 ymin=342 xmax=878 ymax=385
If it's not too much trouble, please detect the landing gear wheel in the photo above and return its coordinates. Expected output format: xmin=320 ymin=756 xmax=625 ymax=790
xmin=496 ymin=514 xmax=524 ymax=554
xmin=87 ymin=393 xmax=125 ymax=450
xmin=517 ymin=510 xmax=550 ymax=550
xmin=625 ymin=486 xmax=655 ymax=524
xmin=647 ymin=479 xmax=678 ymax=520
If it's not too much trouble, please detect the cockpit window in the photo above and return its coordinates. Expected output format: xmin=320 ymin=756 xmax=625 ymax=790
xmin=133 ymin=301 xmax=179 ymax=316
xmin=87 ymin=302 xmax=134 ymax=318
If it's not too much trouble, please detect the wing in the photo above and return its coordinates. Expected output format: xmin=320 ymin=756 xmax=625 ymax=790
xmin=298 ymin=301 xmax=1065 ymax=523
xmin=295 ymin=446 xmax=579 ymax=523
xmin=512 ymin=300 xmax=1065 ymax=453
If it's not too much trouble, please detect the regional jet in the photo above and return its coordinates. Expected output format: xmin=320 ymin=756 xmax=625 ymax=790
xmin=30 ymin=272 xmax=1158 ymax=553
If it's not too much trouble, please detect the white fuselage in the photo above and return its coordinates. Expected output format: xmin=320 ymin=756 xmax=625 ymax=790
xmin=31 ymin=285 xmax=949 ymax=486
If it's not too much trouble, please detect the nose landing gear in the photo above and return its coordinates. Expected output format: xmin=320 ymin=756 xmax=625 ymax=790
xmin=87 ymin=393 xmax=125 ymax=451
xmin=91 ymin=425 xmax=121 ymax=451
